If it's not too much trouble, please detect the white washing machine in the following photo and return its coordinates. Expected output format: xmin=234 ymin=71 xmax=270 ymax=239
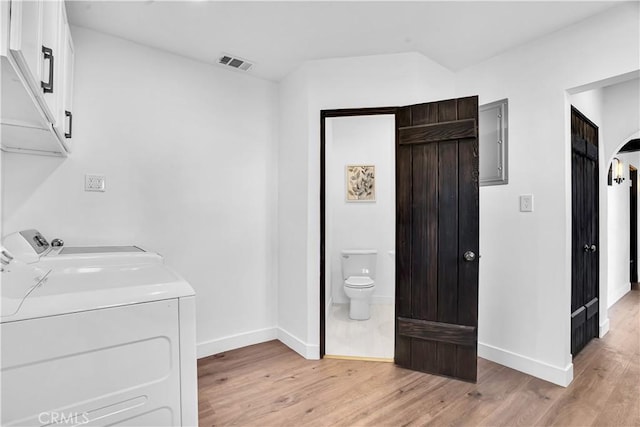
xmin=0 ymin=230 xmax=197 ymax=426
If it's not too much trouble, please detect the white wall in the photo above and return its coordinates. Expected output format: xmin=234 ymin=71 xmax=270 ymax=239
xmin=1 ymin=27 xmax=279 ymax=357
xmin=276 ymin=63 xmax=312 ymax=356
xmin=326 ymin=115 xmax=395 ymax=305
xmin=607 ymin=152 xmax=640 ymax=306
xmin=603 ymin=79 xmax=640 ymax=162
xmin=278 ymin=52 xmax=456 ymax=358
xmin=571 ymin=88 xmax=603 ymax=127
xmin=602 ymin=78 xmax=640 ymax=309
xmin=455 ymin=3 xmax=639 ymax=386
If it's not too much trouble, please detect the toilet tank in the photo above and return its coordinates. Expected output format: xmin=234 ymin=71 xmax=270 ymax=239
xmin=341 ymin=249 xmax=377 ymax=280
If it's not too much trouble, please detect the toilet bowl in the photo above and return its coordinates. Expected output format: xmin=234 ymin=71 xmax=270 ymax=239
xmin=343 ymin=276 xmax=375 ymax=320
xmin=341 ymin=250 xmax=377 ymax=320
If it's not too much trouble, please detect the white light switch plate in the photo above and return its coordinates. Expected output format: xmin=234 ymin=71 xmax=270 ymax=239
xmin=85 ymin=174 xmax=106 ymax=192
xmin=520 ymin=194 xmax=533 ymax=212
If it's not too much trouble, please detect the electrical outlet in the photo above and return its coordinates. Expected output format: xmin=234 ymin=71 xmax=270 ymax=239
xmin=85 ymin=174 xmax=106 ymax=192
xmin=520 ymin=194 xmax=533 ymax=212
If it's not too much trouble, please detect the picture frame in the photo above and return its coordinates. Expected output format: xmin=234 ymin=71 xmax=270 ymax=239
xmin=346 ymin=165 xmax=376 ymax=202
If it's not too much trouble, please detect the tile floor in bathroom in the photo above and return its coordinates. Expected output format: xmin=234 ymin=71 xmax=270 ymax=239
xmin=325 ymin=303 xmax=394 ymax=359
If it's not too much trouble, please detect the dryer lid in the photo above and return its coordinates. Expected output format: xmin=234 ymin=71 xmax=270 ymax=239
xmin=1 ymin=263 xmax=194 ymax=323
xmin=345 ymin=276 xmax=374 ymax=287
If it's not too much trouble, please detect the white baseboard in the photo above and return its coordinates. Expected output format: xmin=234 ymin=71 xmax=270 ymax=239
xmin=196 ymin=326 xmax=320 ymax=361
xmin=197 ymin=329 xmax=575 ymax=387
xmin=277 ymin=327 xmax=319 ymax=360
xmin=599 ymin=318 xmax=610 ymax=337
xmin=197 ymin=327 xmax=277 ymax=359
xmin=608 ymin=284 xmax=631 ymax=308
xmin=479 ymin=342 xmax=573 ymax=387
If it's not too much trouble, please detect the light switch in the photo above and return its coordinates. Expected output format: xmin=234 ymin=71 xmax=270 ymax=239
xmin=520 ymin=194 xmax=533 ymax=212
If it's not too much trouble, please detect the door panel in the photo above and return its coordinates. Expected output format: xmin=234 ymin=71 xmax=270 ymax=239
xmin=9 ymin=0 xmax=44 ymax=93
xmin=395 ymin=97 xmax=479 ymax=382
xmin=570 ymin=107 xmax=599 ymax=357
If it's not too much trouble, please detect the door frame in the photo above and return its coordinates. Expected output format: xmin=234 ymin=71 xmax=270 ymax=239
xmin=319 ymin=107 xmax=398 ymax=358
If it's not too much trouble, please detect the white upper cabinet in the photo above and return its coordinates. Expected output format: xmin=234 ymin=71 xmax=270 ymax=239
xmin=8 ymin=0 xmax=44 ymax=100
xmin=2 ymin=0 xmax=74 ymax=157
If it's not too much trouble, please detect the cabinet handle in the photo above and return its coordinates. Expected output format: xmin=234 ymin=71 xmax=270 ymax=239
xmin=41 ymin=46 xmax=54 ymax=94
xmin=65 ymin=110 xmax=72 ymax=138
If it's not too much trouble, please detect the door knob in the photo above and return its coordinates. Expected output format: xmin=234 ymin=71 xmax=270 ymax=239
xmin=463 ymin=251 xmax=476 ymax=262
xmin=584 ymin=244 xmax=590 ymax=252
xmin=590 ymin=244 xmax=597 ymax=253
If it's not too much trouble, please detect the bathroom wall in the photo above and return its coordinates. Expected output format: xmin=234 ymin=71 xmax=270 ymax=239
xmin=325 ymin=115 xmax=395 ymax=305
xmin=1 ymin=27 xmax=280 ymax=357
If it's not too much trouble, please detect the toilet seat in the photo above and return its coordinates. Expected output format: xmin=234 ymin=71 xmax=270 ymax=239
xmin=345 ymin=276 xmax=374 ymax=288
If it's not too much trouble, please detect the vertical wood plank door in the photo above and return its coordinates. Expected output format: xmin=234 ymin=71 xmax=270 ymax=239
xmin=630 ymin=167 xmax=638 ymax=283
xmin=395 ymin=97 xmax=480 ymax=382
xmin=570 ymin=106 xmax=599 ymax=357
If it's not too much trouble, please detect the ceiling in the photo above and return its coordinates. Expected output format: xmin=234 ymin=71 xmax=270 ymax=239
xmin=66 ymin=1 xmax=623 ymax=82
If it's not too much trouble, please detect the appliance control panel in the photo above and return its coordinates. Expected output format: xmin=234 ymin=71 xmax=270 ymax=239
xmin=2 ymin=229 xmax=51 ymax=264
xmin=20 ymin=230 xmax=50 ymax=254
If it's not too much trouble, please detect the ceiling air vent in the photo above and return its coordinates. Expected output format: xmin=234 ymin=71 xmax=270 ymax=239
xmin=217 ymin=54 xmax=254 ymax=72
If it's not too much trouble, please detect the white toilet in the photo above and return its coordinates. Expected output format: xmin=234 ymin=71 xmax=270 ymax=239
xmin=341 ymin=249 xmax=377 ymax=320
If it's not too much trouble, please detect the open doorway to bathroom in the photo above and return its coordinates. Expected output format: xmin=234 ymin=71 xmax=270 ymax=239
xmin=321 ymin=109 xmax=397 ymax=361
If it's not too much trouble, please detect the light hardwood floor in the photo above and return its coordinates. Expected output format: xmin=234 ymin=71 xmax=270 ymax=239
xmin=198 ymin=290 xmax=640 ymax=426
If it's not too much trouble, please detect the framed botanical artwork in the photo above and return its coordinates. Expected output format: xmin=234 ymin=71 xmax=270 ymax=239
xmin=346 ymin=165 xmax=375 ymax=202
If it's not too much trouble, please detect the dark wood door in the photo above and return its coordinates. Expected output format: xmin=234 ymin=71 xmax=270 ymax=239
xmin=395 ymin=97 xmax=479 ymax=382
xmin=570 ymin=107 xmax=599 ymax=357
xmin=631 ymin=167 xmax=638 ymax=283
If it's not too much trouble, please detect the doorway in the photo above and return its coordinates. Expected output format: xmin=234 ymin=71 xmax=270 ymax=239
xmin=323 ymin=112 xmax=396 ymax=361
xmin=570 ymin=106 xmax=600 ymax=357
xmin=320 ymin=97 xmax=480 ymax=382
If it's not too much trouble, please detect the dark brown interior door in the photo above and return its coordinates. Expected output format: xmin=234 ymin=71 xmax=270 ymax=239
xmin=570 ymin=106 xmax=599 ymax=357
xmin=630 ymin=167 xmax=637 ymax=283
xmin=395 ymin=96 xmax=480 ymax=382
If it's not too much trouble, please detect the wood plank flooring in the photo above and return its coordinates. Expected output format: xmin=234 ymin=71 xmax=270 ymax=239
xmin=198 ymin=290 xmax=640 ymax=426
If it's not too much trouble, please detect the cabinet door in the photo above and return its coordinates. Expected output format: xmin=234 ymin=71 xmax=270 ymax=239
xmin=9 ymin=0 xmax=61 ymax=125
xmin=9 ymin=0 xmax=44 ymax=95
xmin=55 ymin=21 xmax=74 ymax=152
